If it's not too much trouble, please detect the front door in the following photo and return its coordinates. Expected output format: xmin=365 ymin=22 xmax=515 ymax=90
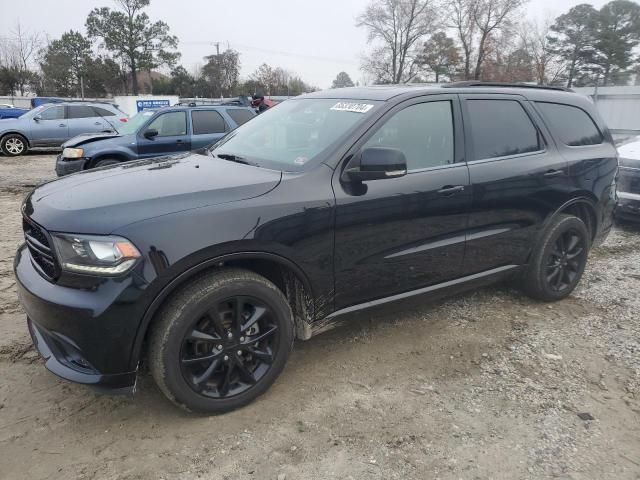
xmin=332 ymin=95 xmax=471 ymax=309
xmin=459 ymin=94 xmax=569 ymax=275
xmin=137 ymin=111 xmax=191 ymax=157
xmin=29 ymin=105 xmax=67 ymax=146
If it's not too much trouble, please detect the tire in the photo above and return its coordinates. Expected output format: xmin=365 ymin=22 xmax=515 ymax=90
xmin=94 ymin=158 xmax=121 ymax=168
xmin=1 ymin=134 xmax=28 ymax=157
xmin=148 ymin=268 xmax=294 ymax=413
xmin=521 ymin=214 xmax=590 ymax=302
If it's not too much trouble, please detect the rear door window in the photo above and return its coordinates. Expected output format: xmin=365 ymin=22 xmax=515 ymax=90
xmin=68 ymin=105 xmax=98 ymax=119
xmin=191 ymin=110 xmax=226 ymax=134
xmin=225 ymin=108 xmax=255 ymax=126
xmin=466 ymin=99 xmax=542 ymax=161
xmin=536 ymin=102 xmax=603 ymax=146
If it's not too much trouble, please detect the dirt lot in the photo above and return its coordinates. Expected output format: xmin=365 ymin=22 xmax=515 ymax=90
xmin=0 ymin=153 xmax=639 ymax=480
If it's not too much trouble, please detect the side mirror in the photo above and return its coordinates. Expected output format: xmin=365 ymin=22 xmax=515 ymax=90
xmin=342 ymin=147 xmax=407 ymax=182
xmin=143 ymin=128 xmax=159 ymax=139
xmin=33 ymin=115 xmax=41 ymax=122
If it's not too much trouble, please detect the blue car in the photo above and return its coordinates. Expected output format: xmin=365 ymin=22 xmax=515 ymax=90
xmin=0 ymin=102 xmax=126 ymax=156
xmin=0 ymin=104 xmax=30 ymax=119
xmin=55 ymin=105 xmax=256 ymax=176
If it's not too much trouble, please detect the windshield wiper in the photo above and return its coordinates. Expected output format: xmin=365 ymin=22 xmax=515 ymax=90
xmin=214 ymin=153 xmax=258 ymax=166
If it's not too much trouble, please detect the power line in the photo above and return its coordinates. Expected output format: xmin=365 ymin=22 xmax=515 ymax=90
xmin=181 ymin=40 xmax=359 ymax=65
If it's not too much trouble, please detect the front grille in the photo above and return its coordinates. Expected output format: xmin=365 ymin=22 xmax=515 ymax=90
xmin=22 ymin=217 xmax=60 ymax=280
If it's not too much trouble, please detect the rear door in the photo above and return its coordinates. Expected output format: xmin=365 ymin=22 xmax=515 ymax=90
xmin=460 ymin=94 xmax=569 ymax=275
xmin=29 ymin=105 xmax=67 ymax=146
xmin=332 ymin=94 xmax=471 ymax=309
xmin=137 ymin=110 xmax=191 ymax=157
xmin=190 ymin=109 xmax=227 ymax=149
xmin=67 ymin=105 xmax=107 ymax=137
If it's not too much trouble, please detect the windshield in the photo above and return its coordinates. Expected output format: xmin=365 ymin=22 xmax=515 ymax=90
xmin=211 ymin=98 xmax=381 ymax=170
xmin=116 ymin=110 xmax=156 ymax=135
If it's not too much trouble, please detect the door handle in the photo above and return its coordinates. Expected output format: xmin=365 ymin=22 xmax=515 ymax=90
xmin=543 ymin=169 xmax=563 ymax=178
xmin=94 ymin=122 xmax=102 ymax=125
xmin=437 ymin=185 xmax=465 ymax=195
xmin=176 ymin=139 xmax=184 ymax=144
xmin=59 ymin=123 xmax=66 ymax=127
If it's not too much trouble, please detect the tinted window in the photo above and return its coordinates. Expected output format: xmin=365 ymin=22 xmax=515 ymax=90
xmin=467 ymin=100 xmax=541 ymax=160
xmin=192 ymin=110 xmax=226 ymax=134
xmin=226 ymin=108 xmax=255 ymax=126
xmin=39 ymin=106 xmax=65 ymax=120
xmin=536 ymin=102 xmax=603 ymax=146
xmin=68 ymin=105 xmax=97 ymax=119
xmin=363 ymin=101 xmax=454 ymax=170
xmin=92 ymin=107 xmax=116 ymax=117
xmin=147 ymin=111 xmax=187 ymax=137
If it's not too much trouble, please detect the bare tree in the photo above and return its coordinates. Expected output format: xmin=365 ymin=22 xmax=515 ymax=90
xmin=472 ymin=0 xmax=525 ymax=80
xmin=519 ymin=18 xmax=565 ymax=85
xmin=449 ymin=0 xmax=476 ymax=80
xmin=357 ymin=0 xmax=441 ymax=83
xmin=0 ymin=23 xmax=41 ymax=95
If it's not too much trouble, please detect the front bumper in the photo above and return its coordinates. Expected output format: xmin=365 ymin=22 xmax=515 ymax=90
xmin=616 ymin=166 xmax=640 ymax=222
xmin=14 ymin=244 xmax=146 ymax=393
xmin=55 ymin=154 xmax=87 ymax=177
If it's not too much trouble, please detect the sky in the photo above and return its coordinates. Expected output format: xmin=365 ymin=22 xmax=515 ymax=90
xmin=3 ymin=0 xmax=614 ymax=89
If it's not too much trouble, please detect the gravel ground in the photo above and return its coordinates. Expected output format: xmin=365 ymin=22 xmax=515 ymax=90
xmin=0 ymin=153 xmax=638 ymax=480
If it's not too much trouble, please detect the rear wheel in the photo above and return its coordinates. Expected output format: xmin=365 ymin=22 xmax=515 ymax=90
xmin=148 ymin=269 xmax=294 ymax=413
xmin=1 ymin=134 xmax=27 ymax=156
xmin=522 ymin=214 xmax=590 ymax=301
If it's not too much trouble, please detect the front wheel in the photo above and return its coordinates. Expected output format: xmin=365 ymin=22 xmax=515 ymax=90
xmin=522 ymin=214 xmax=590 ymax=302
xmin=1 ymin=134 xmax=28 ymax=156
xmin=148 ymin=269 xmax=294 ymax=413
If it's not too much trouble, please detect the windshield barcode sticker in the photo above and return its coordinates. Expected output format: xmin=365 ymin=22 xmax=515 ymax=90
xmin=330 ymin=102 xmax=374 ymax=113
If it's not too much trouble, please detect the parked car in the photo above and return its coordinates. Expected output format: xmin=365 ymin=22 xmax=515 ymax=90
xmin=615 ymin=135 xmax=640 ymax=222
xmin=0 ymin=104 xmax=30 ymax=119
xmin=0 ymin=102 xmax=126 ymax=157
xmin=55 ymin=104 xmax=256 ymax=176
xmin=15 ymin=83 xmax=617 ymax=413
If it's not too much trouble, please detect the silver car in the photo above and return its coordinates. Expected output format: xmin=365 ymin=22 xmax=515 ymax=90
xmin=0 ymin=102 xmax=127 ymax=157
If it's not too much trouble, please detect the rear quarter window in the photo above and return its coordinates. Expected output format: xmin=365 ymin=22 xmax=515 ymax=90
xmin=536 ymin=102 xmax=603 ymax=146
xmin=226 ymin=108 xmax=255 ymax=126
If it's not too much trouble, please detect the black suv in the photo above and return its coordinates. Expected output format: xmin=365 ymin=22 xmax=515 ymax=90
xmin=15 ymin=83 xmax=618 ymax=413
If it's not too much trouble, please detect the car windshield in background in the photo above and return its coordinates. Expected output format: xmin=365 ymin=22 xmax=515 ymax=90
xmin=116 ymin=110 xmax=156 ymax=135
xmin=211 ymin=98 xmax=381 ymax=170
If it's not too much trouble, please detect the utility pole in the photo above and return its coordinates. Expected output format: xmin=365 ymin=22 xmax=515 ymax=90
xmin=213 ymin=42 xmax=221 ymax=99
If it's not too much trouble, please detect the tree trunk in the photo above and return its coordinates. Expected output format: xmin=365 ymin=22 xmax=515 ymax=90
xmin=131 ymin=57 xmax=139 ymax=95
xmin=567 ymin=58 xmax=576 ymax=88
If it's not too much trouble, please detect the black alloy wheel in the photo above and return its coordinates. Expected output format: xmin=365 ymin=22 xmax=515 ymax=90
xmin=544 ymin=229 xmax=586 ymax=293
xmin=149 ymin=269 xmax=294 ymax=413
xmin=180 ymin=296 xmax=279 ymax=398
xmin=521 ymin=214 xmax=590 ymax=302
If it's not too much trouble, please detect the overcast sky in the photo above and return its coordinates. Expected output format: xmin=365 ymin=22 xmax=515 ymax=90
xmin=5 ymin=0 xmax=613 ymax=89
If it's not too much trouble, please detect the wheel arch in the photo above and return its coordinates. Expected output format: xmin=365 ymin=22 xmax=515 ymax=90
xmin=87 ymin=152 xmax=131 ymax=169
xmin=538 ymin=195 xmax=599 ymax=247
xmin=130 ymin=251 xmax=316 ymax=370
xmin=1 ymin=131 xmax=30 ymax=147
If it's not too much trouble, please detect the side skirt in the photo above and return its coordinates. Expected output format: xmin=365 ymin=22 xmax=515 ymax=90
xmin=311 ymin=264 xmax=522 ymax=337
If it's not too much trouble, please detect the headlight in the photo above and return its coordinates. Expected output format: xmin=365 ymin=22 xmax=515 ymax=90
xmin=51 ymin=233 xmax=141 ymax=275
xmin=62 ymin=147 xmax=84 ymax=159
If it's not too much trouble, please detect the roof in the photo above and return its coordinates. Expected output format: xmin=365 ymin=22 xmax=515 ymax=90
xmin=302 ymin=82 xmax=584 ymax=103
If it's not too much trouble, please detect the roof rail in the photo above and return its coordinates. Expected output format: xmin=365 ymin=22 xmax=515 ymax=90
xmin=442 ymin=81 xmax=573 ymax=92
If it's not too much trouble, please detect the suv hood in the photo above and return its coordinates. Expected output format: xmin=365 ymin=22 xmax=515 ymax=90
xmin=25 ymin=152 xmax=282 ymax=233
xmin=62 ymin=132 xmax=122 ymax=148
